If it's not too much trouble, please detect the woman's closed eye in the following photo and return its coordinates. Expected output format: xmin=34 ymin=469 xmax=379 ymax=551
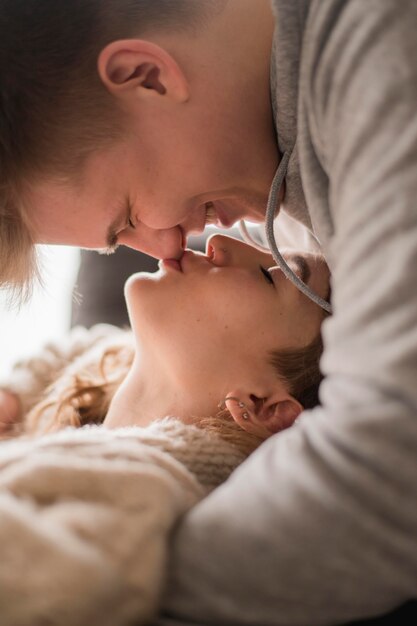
xmin=260 ymin=266 xmax=274 ymax=286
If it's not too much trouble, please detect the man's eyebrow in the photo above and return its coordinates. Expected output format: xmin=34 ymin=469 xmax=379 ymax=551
xmin=106 ymin=225 xmax=119 ymax=252
xmin=104 ymin=205 xmax=129 ymax=253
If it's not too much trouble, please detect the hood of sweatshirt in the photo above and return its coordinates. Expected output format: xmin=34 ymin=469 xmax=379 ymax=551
xmin=260 ymin=0 xmax=331 ymax=312
xmin=270 ymin=0 xmax=312 ymax=230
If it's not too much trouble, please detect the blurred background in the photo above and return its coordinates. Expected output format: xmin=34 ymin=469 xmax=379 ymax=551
xmin=0 ymin=246 xmax=80 ymax=379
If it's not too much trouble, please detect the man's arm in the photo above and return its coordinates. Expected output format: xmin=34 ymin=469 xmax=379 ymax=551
xmin=157 ymin=3 xmax=417 ymax=624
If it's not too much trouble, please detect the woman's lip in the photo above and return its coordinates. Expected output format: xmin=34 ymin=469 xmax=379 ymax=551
xmin=180 ymin=249 xmax=212 ymax=273
xmin=179 ymin=250 xmax=193 ymax=271
xmin=160 ymin=258 xmax=183 ymax=273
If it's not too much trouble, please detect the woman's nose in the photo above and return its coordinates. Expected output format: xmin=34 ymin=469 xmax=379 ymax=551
xmin=206 ymin=234 xmax=233 ymax=266
xmin=207 ymin=234 xmax=264 ymax=269
xmin=129 ymin=224 xmax=185 ymax=260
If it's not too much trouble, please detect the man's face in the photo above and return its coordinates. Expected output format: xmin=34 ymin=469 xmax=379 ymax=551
xmin=28 ymin=92 xmax=278 ymax=260
xmin=27 ymin=1 xmax=278 ymax=260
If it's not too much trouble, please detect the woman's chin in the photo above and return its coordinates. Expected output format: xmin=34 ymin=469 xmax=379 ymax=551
xmin=124 ymin=269 xmax=167 ymax=304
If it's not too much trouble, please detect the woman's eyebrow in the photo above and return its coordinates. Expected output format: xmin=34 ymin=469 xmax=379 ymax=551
xmin=269 ymin=255 xmax=311 ymax=284
xmin=293 ymin=255 xmax=311 ymax=284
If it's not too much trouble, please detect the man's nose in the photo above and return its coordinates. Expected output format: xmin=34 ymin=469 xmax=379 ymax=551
xmin=128 ymin=224 xmax=185 ymax=260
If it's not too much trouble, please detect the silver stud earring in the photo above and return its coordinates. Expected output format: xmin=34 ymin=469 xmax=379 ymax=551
xmin=218 ymin=396 xmax=246 ymax=410
xmin=218 ymin=397 xmax=250 ymax=421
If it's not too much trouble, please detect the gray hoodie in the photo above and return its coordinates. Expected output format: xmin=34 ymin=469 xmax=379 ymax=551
xmin=157 ymin=1 xmax=417 ymax=624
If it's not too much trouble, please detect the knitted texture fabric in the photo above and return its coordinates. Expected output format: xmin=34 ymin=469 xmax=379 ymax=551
xmin=0 ymin=418 xmax=246 ymax=625
xmin=128 ymin=417 xmax=246 ymax=491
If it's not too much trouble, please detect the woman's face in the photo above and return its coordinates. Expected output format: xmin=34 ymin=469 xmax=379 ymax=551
xmin=124 ymin=234 xmax=330 ymax=404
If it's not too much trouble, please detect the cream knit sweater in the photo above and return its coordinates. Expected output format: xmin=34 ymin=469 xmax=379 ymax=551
xmin=0 ymin=327 xmax=246 ymax=625
xmin=0 ymin=419 xmax=245 ymax=626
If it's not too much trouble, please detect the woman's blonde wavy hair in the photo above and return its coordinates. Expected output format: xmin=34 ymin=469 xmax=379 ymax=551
xmin=14 ymin=327 xmax=326 ymax=458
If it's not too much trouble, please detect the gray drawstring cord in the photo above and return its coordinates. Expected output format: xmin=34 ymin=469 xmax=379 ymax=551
xmin=239 ymin=152 xmax=332 ymax=314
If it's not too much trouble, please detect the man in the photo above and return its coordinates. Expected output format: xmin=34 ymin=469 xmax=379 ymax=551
xmin=0 ymin=1 xmax=416 ymax=624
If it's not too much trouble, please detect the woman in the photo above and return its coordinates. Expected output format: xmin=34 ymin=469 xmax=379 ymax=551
xmin=1 ymin=234 xmax=330 ymax=443
xmin=0 ymin=234 xmax=330 ymax=626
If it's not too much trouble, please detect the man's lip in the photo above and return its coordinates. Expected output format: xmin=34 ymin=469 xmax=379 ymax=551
xmin=213 ymin=202 xmax=234 ymax=228
xmin=202 ymin=201 xmax=234 ymax=229
xmin=182 ymin=201 xmax=235 ymax=244
xmin=180 ymin=227 xmax=187 ymax=250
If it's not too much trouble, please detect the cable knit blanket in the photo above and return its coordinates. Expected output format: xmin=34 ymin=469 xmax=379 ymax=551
xmin=0 ymin=418 xmax=245 ymax=626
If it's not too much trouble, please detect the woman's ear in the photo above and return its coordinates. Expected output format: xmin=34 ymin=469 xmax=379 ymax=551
xmin=222 ymin=390 xmax=303 ymax=439
xmin=98 ymin=39 xmax=189 ymax=104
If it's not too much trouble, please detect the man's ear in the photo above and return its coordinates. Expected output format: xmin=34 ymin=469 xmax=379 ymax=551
xmin=98 ymin=39 xmax=189 ymax=104
xmin=223 ymin=390 xmax=303 ymax=439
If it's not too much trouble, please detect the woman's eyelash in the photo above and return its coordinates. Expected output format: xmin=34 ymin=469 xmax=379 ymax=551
xmin=260 ymin=266 xmax=274 ymax=285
